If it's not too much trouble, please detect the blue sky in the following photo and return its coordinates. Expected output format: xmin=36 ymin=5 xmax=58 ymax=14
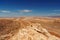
xmin=0 ymin=0 xmax=60 ymax=17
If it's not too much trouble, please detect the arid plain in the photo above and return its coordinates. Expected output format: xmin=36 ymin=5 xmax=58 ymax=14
xmin=0 ymin=17 xmax=60 ymax=40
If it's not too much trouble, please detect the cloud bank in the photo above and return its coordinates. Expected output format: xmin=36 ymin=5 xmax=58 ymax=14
xmin=0 ymin=10 xmax=10 ymax=13
xmin=53 ymin=10 xmax=60 ymax=11
xmin=0 ymin=9 xmax=32 ymax=17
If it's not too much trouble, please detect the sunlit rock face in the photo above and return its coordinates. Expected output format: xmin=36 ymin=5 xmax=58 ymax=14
xmin=11 ymin=24 xmax=60 ymax=40
xmin=0 ymin=18 xmax=60 ymax=40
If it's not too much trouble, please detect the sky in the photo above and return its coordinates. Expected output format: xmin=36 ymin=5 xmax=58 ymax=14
xmin=0 ymin=0 xmax=60 ymax=17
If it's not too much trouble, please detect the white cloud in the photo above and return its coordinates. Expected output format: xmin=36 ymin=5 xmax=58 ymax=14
xmin=0 ymin=10 xmax=10 ymax=13
xmin=53 ymin=10 xmax=60 ymax=11
xmin=19 ymin=9 xmax=32 ymax=13
xmin=0 ymin=9 xmax=32 ymax=17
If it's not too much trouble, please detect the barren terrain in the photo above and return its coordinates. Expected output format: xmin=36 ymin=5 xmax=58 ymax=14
xmin=0 ymin=17 xmax=60 ymax=40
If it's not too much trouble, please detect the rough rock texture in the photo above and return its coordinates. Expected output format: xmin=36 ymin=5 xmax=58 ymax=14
xmin=0 ymin=18 xmax=60 ymax=40
xmin=12 ymin=23 xmax=60 ymax=40
xmin=0 ymin=19 xmax=21 ymax=40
